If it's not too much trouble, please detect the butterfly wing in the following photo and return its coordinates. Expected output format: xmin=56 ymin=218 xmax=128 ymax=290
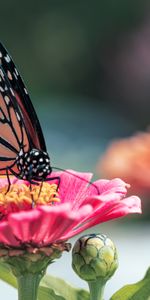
xmin=0 ymin=67 xmax=29 ymax=175
xmin=0 ymin=42 xmax=47 ymax=152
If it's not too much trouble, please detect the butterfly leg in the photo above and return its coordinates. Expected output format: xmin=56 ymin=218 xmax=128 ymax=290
xmin=29 ymin=183 xmax=35 ymax=208
xmin=5 ymin=167 xmax=23 ymax=194
xmin=38 ymin=181 xmax=43 ymax=197
xmin=36 ymin=176 xmax=60 ymax=198
xmin=44 ymin=176 xmax=60 ymax=191
xmin=4 ymin=167 xmax=24 ymax=194
xmin=5 ymin=167 xmax=11 ymax=194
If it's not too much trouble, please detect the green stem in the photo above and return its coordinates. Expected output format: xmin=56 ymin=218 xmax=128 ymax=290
xmin=88 ymin=279 xmax=106 ymax=300
xmin=17 ymin=273 xmax=43 ymax=300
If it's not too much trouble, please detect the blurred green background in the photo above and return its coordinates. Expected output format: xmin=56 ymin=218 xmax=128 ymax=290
xmin=1 ymin=0 xmax=150 ymax=173
xmin=0 ymin=2 xmax=150 ymax=299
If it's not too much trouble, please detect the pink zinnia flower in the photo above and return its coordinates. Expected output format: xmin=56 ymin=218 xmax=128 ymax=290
xmin=0 ymin=170 xmax=141 ymax=248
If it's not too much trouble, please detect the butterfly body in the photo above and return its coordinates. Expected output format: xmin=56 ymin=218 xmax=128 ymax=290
xmin=16 ymin=148 xmax=52 ymax=182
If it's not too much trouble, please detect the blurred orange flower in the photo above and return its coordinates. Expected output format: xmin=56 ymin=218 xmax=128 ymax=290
xmin=97 ymin=131 xmax=150 ymax=197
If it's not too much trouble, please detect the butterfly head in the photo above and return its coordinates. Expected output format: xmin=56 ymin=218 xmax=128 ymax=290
xmin=16 ymin=149 xmax=52 ymax=181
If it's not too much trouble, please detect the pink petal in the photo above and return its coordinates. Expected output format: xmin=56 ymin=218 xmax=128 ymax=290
xmin=4 ymin=203 xmax=92 ymax=246
xmin=8 ymin=209 xmax=42 ymax=243
xmin=60 ymin=195 xmax=141 ymax=240
xmin=77 ymin=178 xmax=129 ymax=210
xmin=0 ymin=221 xmax=19 ymax=246
xmin=51 ymin=170 xmax=93 ymax=205
xmin=36 ymin=204 xmax=92 ymax=244
xmin=87 ymin=178 xmax=128 ymax=197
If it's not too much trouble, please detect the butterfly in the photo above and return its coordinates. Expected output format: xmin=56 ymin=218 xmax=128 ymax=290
xmin=0 ymin=42 xmax=99 ymax=196
xmin=0 ymin=42 xmax=60 ymax=190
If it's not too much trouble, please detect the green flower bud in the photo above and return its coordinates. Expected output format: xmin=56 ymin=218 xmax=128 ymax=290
xmin=72 ymin=233 xmax=118 ymax=282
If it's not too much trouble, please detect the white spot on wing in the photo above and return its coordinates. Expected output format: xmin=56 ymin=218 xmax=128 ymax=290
xmin=24 ymin=88 xmax=28 ymax=94
xmin=20 ymin=149 xmax=23 ymax=156
xmin=19 ymin=158 xmax=23 ymax=165
xmin=7 ymin=70 xmax=13 ymax=80
xmin=0 ymin=52 xmax=2 ymax=58
xmin=0 ymin=111 xmax=4 ymax=120
xmin=0 ymin=69 xmax=4 ymax=78
xmin=4 ymin=95 xmax=10 ymax=104
xmin=5 ymin=54 xmax=11 ymax=63
xmin=13 ymin=72 xmax=17 ymax=80
xmin=10 ymin=88 xmax=14 ymax=96
xmin=0 ymin=86 xmax=4 ymax=92
xmin=15 ymin=68 xmax=19 ymax=76
xmin=16 ymin=112 xmax=20 ymax=121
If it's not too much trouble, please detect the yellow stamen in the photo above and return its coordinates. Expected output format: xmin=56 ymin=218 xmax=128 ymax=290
xmin=0 ymin=182 xmax=60 ymax=218
xmin=31 ymin=183 xmax=60 ymax=205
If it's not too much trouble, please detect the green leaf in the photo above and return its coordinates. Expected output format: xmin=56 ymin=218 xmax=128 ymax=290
xmin=38 ymin=286 xmax=66 ymax=300
xmin=0 ymin=262 xmax=90 ymax=300
xmin=110 ymin=267 xmax=150 ymax=300
xmin=41 ymin=275 xmax=90 ymax=300
xmin=0 ymin=262 xmax=17 ymax=288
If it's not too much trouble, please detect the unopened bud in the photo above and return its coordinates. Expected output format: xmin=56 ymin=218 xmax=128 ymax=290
xmin=72 ymin=233 xmax=118 ymax=282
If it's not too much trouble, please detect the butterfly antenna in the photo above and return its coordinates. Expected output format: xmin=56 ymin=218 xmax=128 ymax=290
xmin=52 ymin=166 xmax=100 ymax=195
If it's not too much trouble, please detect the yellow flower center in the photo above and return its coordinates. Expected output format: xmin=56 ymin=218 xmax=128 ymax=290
xmin=0 ymin=182 xmax=60 ymax=219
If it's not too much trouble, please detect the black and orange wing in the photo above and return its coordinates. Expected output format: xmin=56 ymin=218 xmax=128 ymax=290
xmin=0 ymin=66 xmax=29 ymax=175
xmin=0 ymin=42 xmax=47 ymax=152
